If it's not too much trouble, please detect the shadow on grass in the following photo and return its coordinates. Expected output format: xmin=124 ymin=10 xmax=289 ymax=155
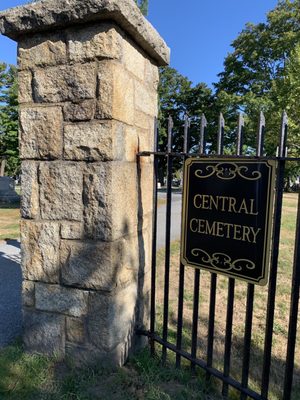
xmin=0 ymin=201 xmax=20 ymax=210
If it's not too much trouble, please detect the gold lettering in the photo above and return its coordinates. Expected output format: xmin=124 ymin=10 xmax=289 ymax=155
xmin=190 ymin=218 xmax=198 ymax=232
xmin=205 ymin=220 xmax=216 ymax=236
xmin=250 ymin=227 xmax=261 ymax=243
xmin=224 ymin=223 xmax=234 ymax=238
xmin=238 ymin=199 xmax=249 ymax=214
xmin=242 ymin=226 xmax=251 ymax=242
xmin=249 ymin=199 xmax=259 ymax=215
xmin=233 ymin=224 xmax=242 ymax=240
xmin=216 ymin=222 xmax=224 ymax=237
xmin=228 ymin=197 xmax=237 ymax=213
xmin=198 ymin=219 xmax=206 ymax=234
xmin=193 ymin=195 xmax=202 ymax=209
xmin=202 ymin=195 xmax=210 ymax=209
xmin=220 ymin=196 xmax=228 ymax=211
xmin=210 ymin=195 xmax=218 ymax=211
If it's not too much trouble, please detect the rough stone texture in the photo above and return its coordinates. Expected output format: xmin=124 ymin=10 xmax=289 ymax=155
xmin=35 ymin=283 xmax=89 ymax=317
xmin=64 ymin=121 xmax=137 ymax=162
xmin=83 ymin=162 xmax=138 ymax=241
xmin=11 ymin=0 xmax=162 ymax=367
xmin=18 ymin=32 xmax=67 ymax=70
xmin=19 ymin=107 xmax=63 ymax=159
xmin=134 ymin=80 xmax=158 ymax=116
xmin=63 ymin=100 xmax=96 ymax=122
xmin=23 ymin=309 xmax=65 ymax=357
xmin=60 ymin=238 xmax=139 ymax=290
xmin=18 ymin=70 xmax=32 ymax=103
xmin=87 ymin=283 xmax=137 ymax=352
xmin=96 ymin=61 xmax=134 ymax=125
xmin=20 ymin=161 xmax=39 ymax=219
xmin=0 ymin=0 xmax=170 ymax=66
xmin=66 ymin=317 xmax=85 ymax=343
xmin=22 ymin=281 xmax=35 ymax=307
xmin=123 ymin=38 xmax=145 ymax=81
xmin=67 ymin=23 xmax=122 ymax=62
xmin=21 ymin=220 xmax=60 ymax=283
xmin=60 ymin=222 xmax=84 ymax=240
xmin=145 ymin=59 xmax=160 ymax=90
xmin=33 ymin=63 xmax=96 ymax=103
xmin=39 ymin=162 xmax=83 ymax=221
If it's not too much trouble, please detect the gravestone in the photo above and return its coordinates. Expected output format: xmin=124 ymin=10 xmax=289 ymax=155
xmin=0 ymin=0 xmax=169 ymax=366
xmin=0 ymin=177 xmax=20 ymax=203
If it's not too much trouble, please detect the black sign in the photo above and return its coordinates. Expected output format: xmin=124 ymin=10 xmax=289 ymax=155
xmin=181 ymin=159 xmax=276 ymax=285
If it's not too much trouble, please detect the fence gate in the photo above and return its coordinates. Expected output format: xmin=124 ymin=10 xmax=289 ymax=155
xmin=137 ymin=111 xmax=300 ymax=400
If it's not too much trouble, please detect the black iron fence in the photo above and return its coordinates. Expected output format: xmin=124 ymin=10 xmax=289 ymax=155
xmin=137 ymin=111 xmax=300 ymax=400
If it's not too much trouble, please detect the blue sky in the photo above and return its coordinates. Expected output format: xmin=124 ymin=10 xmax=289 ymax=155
xmin=0 ymin=0 xmax=278 ymax=88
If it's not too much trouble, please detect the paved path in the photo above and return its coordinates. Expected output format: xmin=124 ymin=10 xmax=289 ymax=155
xmin=0 ymin=240 xmax=22 ymax=347
xmin=157 ymin=191 xmax=182 ymax=249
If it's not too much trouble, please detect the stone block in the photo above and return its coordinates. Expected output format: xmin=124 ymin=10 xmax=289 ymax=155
xmin=60 ymin=238 xmax=139 ymax=290
xmin=60 ymin=222 xmax=84 ymax=239
xmin=134 ymin=110 xmax=153 ymax=131
xmin=39 ymin=162 xmax=83 ymax=221
xmin=67 ymin=23 xmax=122 ymax=62
xmin=21 ymin=161 xmax=39 ymax=219
xmin=21 ymin=220 xmax=60 ymax=283
xmin=134 ymin=80 xmax=158 ymax=116
xmin=35 ymin=283 xmax=89 ymax=317
xmin=145 ymin=59 xmax=159 ymax=90
xmin=33 ymin=63 xmax=96 ymax=103
xmin=138 ymin=162 xmax=154 ymax=216
xmin=64 ymin=121 xmax=138 ymax=162
xmin=19 ymin=107 xmax=63 ymax=159
xmin=123 ymin=38 xmax=145 ymax=81
xmin=65 ymin=342 xmax=126 ymax=368
xmin=23 ymin=309 xmax=65 ymax=357
xmin=83 ymin=162 xmax=138 ymax=241
xmin=63 ymin=100 xmax=95 ymax=122
xmin=18 ymin=32 xmax=67 ymax=70
xmin=66 ymin=317 xmax=85 ymax=343
xmin=18 ymin=71 xmax=32 ymax=103
xmin=22 ymin=280 xmax=35 ymax=307
xmin=96 ymin=61 xmax=134 ymax=125
xmin=87 ymin=283 xmax=137 ymax=352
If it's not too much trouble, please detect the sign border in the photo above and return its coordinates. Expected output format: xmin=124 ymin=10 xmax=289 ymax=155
xmin=180 ymin=158 xmax=277 ymax=285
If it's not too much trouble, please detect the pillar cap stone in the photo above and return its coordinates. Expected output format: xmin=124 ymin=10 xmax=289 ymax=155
xmin=0 ymin=0 xmax=170 ymax=66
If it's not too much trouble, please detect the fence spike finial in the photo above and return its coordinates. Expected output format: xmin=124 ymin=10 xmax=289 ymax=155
xmin=167 ymin=115 xmax=173 ymax=153
xmin=183 ymin=114 xmax=190 ymax=154
xmin=199 ymin=114 xmax=207 ymax=155
xmin=279 ymin=110 xmax=288 ymax=158
xmin=257 ymin=111 xmax=266 ymax=157
xmin=217 ymin=113 xmax=225 ymax=155
xmin=236 ymin=113 xmax=245 ymax=156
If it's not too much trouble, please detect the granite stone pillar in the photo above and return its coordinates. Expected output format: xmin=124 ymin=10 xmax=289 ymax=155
xmin=0 ymin=0 xmax=169 ymax=366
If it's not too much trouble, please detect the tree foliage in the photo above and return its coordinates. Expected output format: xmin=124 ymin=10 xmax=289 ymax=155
xmin=0 ymin=63 xmax=19 ymax=176
xmin=215 ymin=0 xmax=300 ymax=157
xmin=134 ymin=0 xmax=148 ymax=16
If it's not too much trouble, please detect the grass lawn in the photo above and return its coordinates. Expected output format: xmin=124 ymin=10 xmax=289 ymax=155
xmin=0 ymin=194 xmax=298 ymax=399
xmin=155 ymin=192 xmax=300 ymax=399
xmin=0 ymin=202 xmax=20 ymax=240
xmin=0 ymin=341 xmax=222 ymax=400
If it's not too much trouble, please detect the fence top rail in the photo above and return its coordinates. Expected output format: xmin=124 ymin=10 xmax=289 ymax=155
xmin=137 ymin=152 xmax=300 ymax=162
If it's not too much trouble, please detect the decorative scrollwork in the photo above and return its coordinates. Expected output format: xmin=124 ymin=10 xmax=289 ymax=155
xmin=191 ymin=248 xmax=255 ymax=272
xmin=194 ymin=163 xmax=262 ymax=181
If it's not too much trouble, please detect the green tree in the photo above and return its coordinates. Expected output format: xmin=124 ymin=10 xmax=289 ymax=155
xmin=135 ymin=0 xmax=148 ymax=16
xmin=157 ymin=67 xmax=216 ymax=184
xmin=0 ymin=63 xmax=19 ymax=176
xmin=215 ymin=0 xmax=300 ymax=157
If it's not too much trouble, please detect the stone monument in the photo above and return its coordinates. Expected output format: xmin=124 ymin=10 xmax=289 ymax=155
xmin=0 ymin=0 xmax=169 ymax=366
